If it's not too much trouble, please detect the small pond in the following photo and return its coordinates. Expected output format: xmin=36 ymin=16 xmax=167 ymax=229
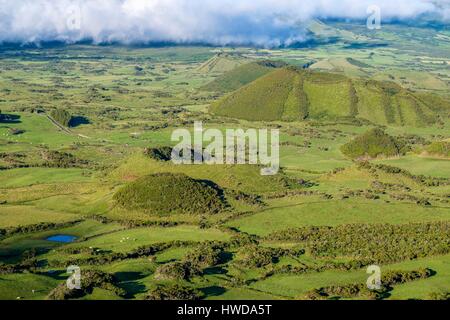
xmin=46 ymin=235 xmax=78 ymax=243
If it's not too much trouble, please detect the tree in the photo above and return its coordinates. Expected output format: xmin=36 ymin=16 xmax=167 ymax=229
xmin=50 ymin=109 xmax=73 ymax=127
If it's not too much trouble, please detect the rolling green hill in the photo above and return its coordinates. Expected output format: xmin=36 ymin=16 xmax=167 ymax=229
xmin=341 ymin=128 xmax=406 ymax=160
xmin=202 ymin=60 xmax=288 ymax=92
xmin=113 ymin=173 xmax=227 ymax=215
xmin=306 ymin=19 xmax=370 ymax=43
xmin=210 ymin=67 xmax=449 ymax=126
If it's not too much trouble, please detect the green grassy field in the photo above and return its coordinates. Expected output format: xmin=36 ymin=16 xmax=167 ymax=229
xmin=0 ymin=20 xmax=449 ymax=300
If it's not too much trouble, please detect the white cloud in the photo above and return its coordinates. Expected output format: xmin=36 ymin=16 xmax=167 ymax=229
xmin=0 ymin=0 xmax=446 ymax=46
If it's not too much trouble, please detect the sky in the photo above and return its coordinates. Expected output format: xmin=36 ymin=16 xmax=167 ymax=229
xmin=0 ymin=0 xmax=448 ymax=46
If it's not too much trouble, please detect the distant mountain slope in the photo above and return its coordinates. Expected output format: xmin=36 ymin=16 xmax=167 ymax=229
xmin=196 ymin=52 xmax=249 ymax=73
xmin=210 ymin=67 xmax=449 ymax=127
xmin=202 ymin=60 xmax=288 ymax=92
xmin=306 ymin=19 xmax=370 ymax=43
xmin=310 ymin=57 xmax=371 ymax=77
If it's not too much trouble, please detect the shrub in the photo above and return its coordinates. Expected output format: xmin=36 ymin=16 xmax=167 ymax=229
xmin=341 ymin=128 xmax=406 ymax=159
xmin=302 ymin=268 xmax=433 ymax=300
xmin=266 ymin=222 xmax=450 ymax=264
xmin=50 ymin=109 xmax=73 ymax=127
xmin=144 ymin=146 xmax=173 ymax=161
xmin=41 ymin=150 xmax=89 ymax=168
xmin=154 ymin=262 xmax=194 ymax=281
xmin=47 ymin=270 xmax=125 ymax=300
xmin=428 ymin=291 xmax=449 ymax=300
xmin=0 ymin=259 xmax=38 ymax=274
xmin=145 ymin=284 xmax=203 ymax=300
xmin=238 ymin=245 xmax=303 ymax=268
xmin=425 ymin=141 xmax=450 ymax=158
xmin=184 ymin=243 xmax=226 ymax=269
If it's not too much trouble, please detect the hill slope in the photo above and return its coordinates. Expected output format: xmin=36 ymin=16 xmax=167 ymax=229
xmin=210 ymin=67 xmax=449 ymax=126
xmin=341 ymin=128 xmax=406 ymax=160
xmin=306 ymin=19 xmax=370 ymax=43
xmin=113 ymin=173 xmax=227 ymax=215
xmin=197 ymin=52 xmax=248 ymax=73
xmin=202 ymin=60 xmax=288 ymax=93
xmin=310 ymin=57 xmax=371 ymax=77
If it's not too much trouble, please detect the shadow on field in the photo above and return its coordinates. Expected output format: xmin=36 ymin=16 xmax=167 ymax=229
xmin=198 ymin=179 xmax=228 ymax=205
xmin=344 ymin=42 xmax=389 ymax=49
xmin=115 ymin=272 xmax=148 ymax=298
xmin=115 ymin=271 xmax=147 ymax=282
xmin=43 ymin=270 xmax=70 ymax=281
xmin=0 ymin=113 xmax=21 ymax=124
xmin=200 ymin=286 xmax=226 ymax=298
xmin=203 ymin=266 xmax=228 ymax=276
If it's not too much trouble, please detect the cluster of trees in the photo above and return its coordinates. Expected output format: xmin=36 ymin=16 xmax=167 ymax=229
xmin=303 ymin=268 xmax=433 ymax=300
xmin=155 ymin=242 xmax=226 ymax=281
xmin=397 ymin=134 xmax=428 ymax=147
xmin=143 ymin=146 xmax=173 ymax=161
xmin=84 ymin=86 xmax=110 ymax=103
xmin=96 ymin=106 xmax=122 ymax=121
xmin=341 ymin=189 xmax=380 ymax=200
xmin=425 ymin=141 xmax=450 ymax=158
xmin=0 ymin=259 xmax=38 ymax=275
xmin=228 ymin=233 xmax=259 ymax=248
xmin=360 ymin=162 xmax=450 ymax=186
xmin=266 ymin=222 xmax=450 ymax=264
xmin=272 ymin=258 xmax=371 ymax=276
xmin=143 ymin=123 xmax=170 ymax=131
xmin=265 ymin=190 xmax=322 ymax=200
xmin=88 ymin=215 xmax=180 ymax=229
xmin=0 ymin=220 xmax=81 ymax=240
xmin=143 ymin=145 xmax=209 ymax=163
xmin=228 ymin=190 xmax=264 ymax=207
xmin=47 ymin=270 xmax=125 ymax=300
xmin=237 ymin=245 xmax=304 ymax=268
xmin=41 ymin=150 xmax=90 ymax=168
xmin=184 ymin=243 xmax=226 ymax=270
xmin=50 ymin=109 xmax=73 ymax=127
xmin=154 ymin=262 xmax=193 ymax=281
xmin=117 ymin=219 xmax=178 ymax=229
xmin=385 ymin=191 xmax=432 ymax=206
xmin=145 ymin=284 xmax=203 ymax=300
xmin=428 ymin=291 xmax=450 ymax=300
xmin=0 ymin=152 xmax=29 ymax=170
xmin=50 ymin=241 xmax=195 ymax=268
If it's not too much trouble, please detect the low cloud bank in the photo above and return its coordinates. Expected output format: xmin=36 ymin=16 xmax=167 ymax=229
xmin=0 ymin=0 xmax=447 ymax=46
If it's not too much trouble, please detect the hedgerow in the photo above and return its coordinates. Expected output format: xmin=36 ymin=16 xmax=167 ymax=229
xmin=302 ymin=268 xmax=433 ymax=300
xmin=266 ymin=222 xmax=450 ymax=264
xmin=145 ymin=284 xmax=203 ymax=300
xmin=47 ymin=270 xmax=126 ymax=300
